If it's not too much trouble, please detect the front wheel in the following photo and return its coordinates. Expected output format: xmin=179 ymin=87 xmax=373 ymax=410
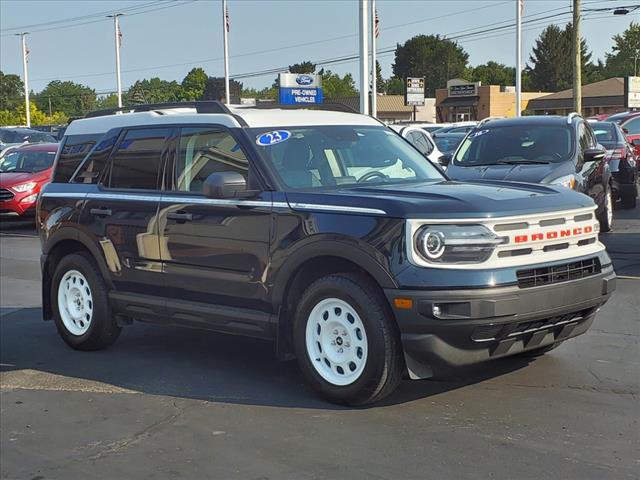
xmin=293 ymin=273 xmax=404 ymax=406
xmin=598 ymin=186 xmax=613 ymax=232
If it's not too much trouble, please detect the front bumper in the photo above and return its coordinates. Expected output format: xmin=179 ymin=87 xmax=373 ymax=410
xmin=385 ymin=265 xmax=616 ymax=379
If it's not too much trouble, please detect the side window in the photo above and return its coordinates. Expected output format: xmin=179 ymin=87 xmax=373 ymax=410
xmin=52 ymin=134 xmax=99 ymax=183
xmin=584 ymin=123 xmax=598 ymax=148
xmin=577 ymin=123 xmax=590 ymax=158
xmin=173 ymin=127 xmax=248 ymax=193
xmin=107 ymin=128 xmax=169 ymax=190
xmin=414 ymin=131 xmax=434 ymax=155
xmin=624 ymin=117 xmax=640 ymax=135
xmin=73 ymin=133 xmax=119 ymax=184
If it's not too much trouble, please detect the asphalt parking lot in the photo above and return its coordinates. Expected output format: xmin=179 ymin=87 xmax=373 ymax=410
xmin=1 ymin=206 xmax=638 ymax=480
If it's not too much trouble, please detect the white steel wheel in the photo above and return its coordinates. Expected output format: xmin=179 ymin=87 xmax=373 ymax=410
xmin=305 ymin=297 xmax=368 ymax=386
xmin=57 ymin=269 xmax=94 ymax=336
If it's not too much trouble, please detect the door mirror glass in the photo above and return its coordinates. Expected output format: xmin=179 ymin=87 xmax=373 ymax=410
xmin=584 ymin=147 xmax=606 ymax=163
xmin=203 ymin=171 xmax=248 ymax=199
xmin=439 ymin=153 xmax=452 ymax=166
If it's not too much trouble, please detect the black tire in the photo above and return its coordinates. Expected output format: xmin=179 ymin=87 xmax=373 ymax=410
xmin=293 ymin=273 xmax=404 ymax=406
xmin=598 ymin=186 xmax=613 ymax=233
xmin=516 ymin=342 xmax=560 ymax=358
xmin=51 ymin=252 xmax=121 ymax=350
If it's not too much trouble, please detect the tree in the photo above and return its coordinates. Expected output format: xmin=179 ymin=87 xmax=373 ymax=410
xmin=318 ymin=69 xmax=357 ymax=99
xmin=375 ymin=61 xmax=384 ymax=93
xmin=288 ymin=61 xmax=316 ymax=74
xmin=33 ymin=80 xmax=96 ymax=117
xmin=202 ymin=77 xmax=242 ymax=101
xmin=392 ymin=35 xmax=469 ymax=97
xmin=385 ymin=77 xmax=405 ymax=95
xmin=468 ymin=61 xmax=515 ymax=86
xmin=241 ymin=86 xmax=278 ymax=101
xmin=527 ymin=23 xmax=594 ymax=92
xmin=0 ymin=71 xmax=24 ymax=111
xmin=181 ymin=67 xmax=208 ymax=100
xmin=125 ymin=78 xmax=184 ymax=105
xmin=95 ymin=94 xmax=120 ymax=110
xmin=605 ymin=22 xmax=640 ymax=76
xmin=0 ymin=102 xmax=67 ymax=127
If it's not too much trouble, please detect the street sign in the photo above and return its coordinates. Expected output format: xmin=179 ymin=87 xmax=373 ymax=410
xmin=625 ymin=76 xmax=640 ymax=109
xmin=279 ymin=73 xmax=324 ymax=105
xmin=405 ymin=77 xmax=425 ymax=106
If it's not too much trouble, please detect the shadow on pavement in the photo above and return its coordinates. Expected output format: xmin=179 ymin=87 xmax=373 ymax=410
xmin=601 ymin=201 xmax=640 ymax=277
xmin=0 ymin=307 xmax=534 ymax=410
xmin=0 ymin=216 xmax=37 ymax=236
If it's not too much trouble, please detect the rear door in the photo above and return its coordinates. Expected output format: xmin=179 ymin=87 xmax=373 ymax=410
xmin=622 ymin=117 xmax=640 ymax=157
xmin=157 ymin=125 xmax=273 ymax=336
xmin=80 ymin=127 xmax=169 ymax=299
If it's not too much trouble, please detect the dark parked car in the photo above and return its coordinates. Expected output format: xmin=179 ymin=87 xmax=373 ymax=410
xmin=38 ymin=102 xmax=615 ymax=405
xmin=432 ymin=132 xmax=466 ymax=163
xmin=446 ymin=115 xmax=613 ymax=232
xmin=591 ymin=121 xmax=637 ymax=208
xmin=606 ymin=111 xmax=640 ymax=157
xmin=0 ymin=127 xmax=57 ymax=147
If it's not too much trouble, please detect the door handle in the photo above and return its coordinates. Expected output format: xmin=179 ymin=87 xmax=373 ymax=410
xmin=90 ymin=207 xmax=112 ymax=217
xmin=167 ymin=212 xmax=193 ymax=222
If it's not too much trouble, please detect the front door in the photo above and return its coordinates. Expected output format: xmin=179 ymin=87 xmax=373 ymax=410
xmin=157 ymin=126 xmax=273 ymax=330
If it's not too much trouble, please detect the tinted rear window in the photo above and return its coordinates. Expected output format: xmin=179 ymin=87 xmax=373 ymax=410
xmin=52 ymin=134 xmax=100 ymax=183
xmin=591 ymin=122 xmax=618 ymax=145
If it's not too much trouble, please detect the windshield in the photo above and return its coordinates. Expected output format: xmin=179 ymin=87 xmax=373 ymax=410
xmin=591 ymin=122 xmax=619 ymax=147
xmin=251 ymin=125 xmax=444 ymax=190
xmin=0 ymin=150 xmax=56 ymax=173
xmin=434 ymin=135 xmax=464 ymax=153
xmin=0 ymin=130 xmax=55 ymax=144
xmin=453 ymin=125 xmax=574 ymax=166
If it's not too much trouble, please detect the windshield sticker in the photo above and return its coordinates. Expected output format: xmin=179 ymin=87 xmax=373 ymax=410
xmin=256 ymin=130 xmax=291 ymax=146
xmin=471 ymin=129 xmax=490 ymax=138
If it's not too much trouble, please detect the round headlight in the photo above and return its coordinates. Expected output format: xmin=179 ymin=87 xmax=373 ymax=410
xmin=418 ymin=229 xmax=445 ymax=260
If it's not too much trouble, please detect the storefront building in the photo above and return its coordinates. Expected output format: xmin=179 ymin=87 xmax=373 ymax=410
xmin=435 ymin=79 xmax=548 ymax=122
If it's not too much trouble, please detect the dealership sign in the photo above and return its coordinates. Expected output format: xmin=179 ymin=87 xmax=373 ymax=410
xmin=279 ymin=73 xmax=324 ymax=105
xmin=625 ymin=76 xmax=640 ymax=109
xmin=405 ymin=77 xmax=425 ymax=106
xmin=448 ymin=82 xmax=480 ymax=97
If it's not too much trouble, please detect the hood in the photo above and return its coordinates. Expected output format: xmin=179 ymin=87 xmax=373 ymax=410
xmin=284 ymin=179 xmax=594 ymax=219
xmin=446 ymin=161 xmax=573 ymax=184
xmin=0 ymin=170 xmax=50 ymax=189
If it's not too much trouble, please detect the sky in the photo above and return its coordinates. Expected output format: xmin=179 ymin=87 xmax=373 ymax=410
xmin=0 ymin=0 xmax=638 ymax=96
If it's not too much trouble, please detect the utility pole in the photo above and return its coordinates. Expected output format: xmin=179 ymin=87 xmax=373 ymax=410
xmin=370 ymin=0 xmax=377 ymax=118
xmin=359 ymin=0 xmax=369 ymax=115
xmin=107 ymin=14 xmax=124 ymax=108
xmin=515 ymin=0 xmax=522 ymax=116
xmin=572 ymin=0 xmax=581 ymax=114
xmin=222 ymin=0 xmax=230 ymax=105
xmin=17 ymin=33 xmax=30 ymax=127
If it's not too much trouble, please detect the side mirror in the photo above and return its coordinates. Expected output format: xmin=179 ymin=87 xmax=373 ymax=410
xmin=632 ymin=138 xmax=640 ymax=146
xmin=203 ymin=171 xmax=249 ymax=199
xmin=623 ymin=127 xmax=629 ymax=134
xmin=439 ymin=153 xmax=452 ymax=167
xmin=584 ymin=147 xmax=606 ymax=162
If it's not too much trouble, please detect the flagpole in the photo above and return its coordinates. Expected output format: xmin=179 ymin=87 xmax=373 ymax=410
xmin=359 ymin=0 xmax=369 ymax=115
xmin=18 ymin=32 xmax=30 ymax=127
xmin=515 ymin=0 xmax=522 ymax=117
xmin=222 ymin=0 xmax=230 ymax=105
xmin=370 ymin=0 xmax=377 ymax=118
xmin=108 ymin=14 xmax=124 ymax=108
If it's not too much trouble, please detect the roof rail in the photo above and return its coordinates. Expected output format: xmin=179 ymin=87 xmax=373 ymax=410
xmin=84 ymin=101 xmax=231 ymax=118
xmin=566 ymin=111 xmax=581 ymax=124
xmin=476 ymin=116 xmax=503 ymax=127
xmin=251 ymin=102 xmax=358 ymax=114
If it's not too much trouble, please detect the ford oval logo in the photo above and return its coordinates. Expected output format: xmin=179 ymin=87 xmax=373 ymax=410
xmin=296 ymin=74 xmax=314 ymax=86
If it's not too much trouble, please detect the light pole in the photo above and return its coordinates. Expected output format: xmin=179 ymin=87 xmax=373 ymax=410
xmin=107 ymin=14 xmax=124 ymax=108
xmin=359 ymin=0 xmax=369 ymax=115
xmin=515 ymin=0 xmax=522 ymax=117
xmin=222 ymin=0 xmax=230 ymax=104
xmin=16 ymin=32 xmax=30 ymax=127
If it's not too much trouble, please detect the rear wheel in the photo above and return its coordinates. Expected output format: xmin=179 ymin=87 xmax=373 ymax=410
xmin=52 ymin=253 xmax=121 ymax=350
xmin=293 ymin=273 xmax=404 ymax=406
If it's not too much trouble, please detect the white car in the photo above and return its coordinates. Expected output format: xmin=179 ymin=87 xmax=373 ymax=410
xmin=389 ymin=124 xmax=446 ymax=168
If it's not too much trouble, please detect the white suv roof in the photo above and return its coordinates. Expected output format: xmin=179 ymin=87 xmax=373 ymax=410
xmin=65 ymin=104 xmax=381 ymax=136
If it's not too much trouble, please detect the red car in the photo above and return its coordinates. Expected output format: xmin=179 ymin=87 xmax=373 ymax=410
xmin=606 ymin=111 xmax=640 ymax=157
xmin=0 ymin=143 xmax=58 ymax=217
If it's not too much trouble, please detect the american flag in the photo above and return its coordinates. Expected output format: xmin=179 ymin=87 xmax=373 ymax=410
xmin=225 ymin=5 xmax=230 ymax=32
xmin=118 ymin=23 xmax=122 ymax=47
xmin=519 ymin=0 xmax=524 ymax=16
xmin=374 ymin=8 xmax=379 ymax=38
xmin=25 ymin=42 xmax=30 ymax=63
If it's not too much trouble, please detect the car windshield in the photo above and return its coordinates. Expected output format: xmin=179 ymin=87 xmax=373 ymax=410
xmin=591 ymin=122 xmax=619 ymax=147
xmin=434 ymin=135 xmax=464 ymax=153
xmin=251 ymin=125 xmax=444 ymax=190
xmin=0 ymin=150 xmax=56 ymax=173
xmin=453 ymin=125 xmax=574 ymax=166
xmin=0 ymin=130 xmax=56 ymax=144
